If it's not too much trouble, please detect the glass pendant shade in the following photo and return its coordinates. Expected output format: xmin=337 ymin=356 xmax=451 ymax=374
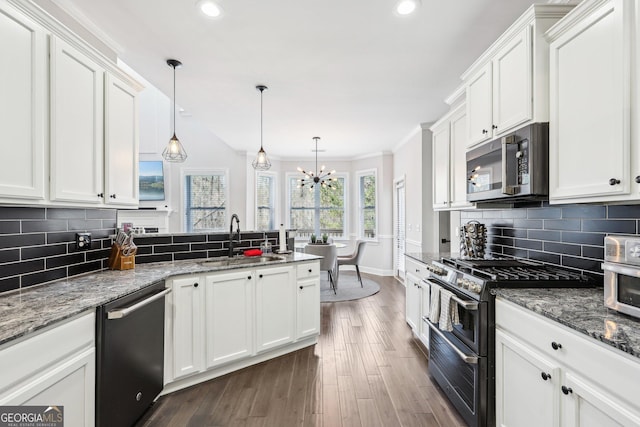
xmin=252 ymin=85 xmax=271 ymax=170
xmin=163 ymin=59 xmax=187 ymax=162
xmin=162 ymin=133 xmax=188 ymax=162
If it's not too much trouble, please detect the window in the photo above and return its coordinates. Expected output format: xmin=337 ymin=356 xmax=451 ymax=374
xmin=358 ymin=170 xmax=377 ymax=239
xmin=256 ymin=172 xmax=276 ymax=231
xmin=184 ymin=170 xmax=227 ymax=232
xmin=288 ymin=174 xmax=346 ymax=239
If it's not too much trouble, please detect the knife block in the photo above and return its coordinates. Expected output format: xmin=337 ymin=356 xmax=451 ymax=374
xmin=108 ymin=244 xmax=136 ymax=270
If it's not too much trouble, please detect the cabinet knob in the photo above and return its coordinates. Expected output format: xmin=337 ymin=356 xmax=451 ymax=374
xmin=416 ymin=269 xmax=420 ymax=273
xmin=308 ymin=269 xmax=312 ymax=273
xmin=259 ymin=274 xmax=263 ymax=278
xmin=551 ymin=341 xmax=562 ymax=350
xmin=299 ymin=285 xmax=303 ymax=290
xmin=247 ymin=276 xmax=252 ymax=280
xmin=193 ymin=283 xmax=199 ymax=288
xmin=110 ymin=194 xmax=117 ymax=199
xmin=561 ymin=385 xmax=573 ymax=395
xmin=541 ymin=372 xmax=551 ymax=381
xmin=97 ymin=193 xmax=104 ymax=198
xmin=635 ymin=176 xmax=640 ymax=184
xmin=609 ymin=178 xmax=621 ymax=186
xmin=492 ymin=124 xmax=498 ymax=130
xmin=482 ymin=129 xmax=488 ymax=134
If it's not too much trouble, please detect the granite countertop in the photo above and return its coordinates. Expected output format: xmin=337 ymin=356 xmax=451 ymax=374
xmin=0 ymin=252 xmax=320 ymax=347
xmin=493 ymin=287 xmax=639 ymax=359
xmin=405 ymin=252 xmax=451 ymax=264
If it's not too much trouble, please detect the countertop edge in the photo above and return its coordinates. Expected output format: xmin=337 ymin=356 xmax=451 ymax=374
xmin=0 ymin=254 xmax=322 ymax=347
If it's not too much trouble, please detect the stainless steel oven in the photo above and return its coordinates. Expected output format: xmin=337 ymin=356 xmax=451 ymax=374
xmin=419 ymin=257 xmax=594 ymax=427
xmin=466 ymin=122 xmax=548 ymax=202
xmin=603 ymin=234 xmax=640 ymax=319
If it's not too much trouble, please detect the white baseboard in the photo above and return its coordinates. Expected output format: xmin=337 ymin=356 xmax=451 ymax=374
xmin=339 ymin=265 xmax=395 ymax=276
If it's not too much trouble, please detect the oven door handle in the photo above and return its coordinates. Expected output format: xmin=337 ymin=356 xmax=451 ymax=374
xmin=423 ymin=316 xmax=478 ymax=364
xmin=423 ymin=279 xmax=479 ymax=310
xmin=602 ymin=262 xmax=640 ymax=277
xmin=107 ymin=288 xmax=171 ymax=319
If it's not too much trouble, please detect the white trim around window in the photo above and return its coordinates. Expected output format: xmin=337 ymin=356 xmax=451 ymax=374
xmin=181 ymin=168 xmax=230 ymax=233
xmin=356 ymin=168 xmax=378 ymax=242
xmin=255 ymin=170 xmax=278 ymax=231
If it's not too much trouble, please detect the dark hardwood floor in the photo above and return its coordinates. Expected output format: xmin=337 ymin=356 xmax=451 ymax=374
xmin=136 ymin=274 xmax=465 ymax=427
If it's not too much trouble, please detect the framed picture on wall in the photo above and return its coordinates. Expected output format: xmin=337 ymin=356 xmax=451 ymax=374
xmin=139 ymin=161 xmax=165 ymax=201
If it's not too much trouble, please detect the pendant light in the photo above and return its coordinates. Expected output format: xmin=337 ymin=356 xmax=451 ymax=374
xmin=162 ymin=59 xmax=188 ymax=162
xmin=297 ymin=137 xmax=337 ymax=190
xmin=252 ymin=85 xmax=272 ymax=170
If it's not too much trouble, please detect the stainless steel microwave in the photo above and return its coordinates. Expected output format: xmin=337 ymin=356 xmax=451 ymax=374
xmin=466 ymin=123 xmax=549 ymax=202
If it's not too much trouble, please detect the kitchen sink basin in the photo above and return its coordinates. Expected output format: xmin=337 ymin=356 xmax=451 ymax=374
xmin=200 ymin=255 xmax=285 ymax=268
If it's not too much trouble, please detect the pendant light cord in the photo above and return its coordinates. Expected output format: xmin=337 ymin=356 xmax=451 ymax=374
xmin=172 ymin=64 xmax=176 ymax=134
xmin=260 ymin=88 xmax=264 ymax=150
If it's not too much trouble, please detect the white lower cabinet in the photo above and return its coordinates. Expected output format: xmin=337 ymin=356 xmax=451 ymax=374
xmin=404 ymin=256 xmax=431 ymax=349
xmin=296 ymin=262 xmax=320 ymax=340
xmin=165 ymin=261 xmax=319 ymax=388
xmin=496 ymin=298 xmax=640 ymax=427
xmin=256 ymin=265 xmax=296 ymax=353
xmin=0 ymin=313 xmax=95 ymax=427
xmin=169 ymin=276 xmax=204 ymax=381
xmin=495 ymin=330 xmax=559 ymax=427
xmin=205 ymin=270 xmax=254 ymax=368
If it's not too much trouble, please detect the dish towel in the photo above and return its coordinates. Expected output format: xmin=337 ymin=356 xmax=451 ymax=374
xmin=428 ymin=283 xmax=441 ymax=323
xmin=439 ymin=289 xmax=460 ymax=332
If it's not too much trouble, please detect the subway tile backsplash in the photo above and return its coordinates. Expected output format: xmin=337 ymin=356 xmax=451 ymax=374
xmin=0 ymin=205 xmax=286 ymax=295
xmin=461 ymin=202 xmax=640 ymax=276
xmin=0 ymin=207 xmax=116 ymax=293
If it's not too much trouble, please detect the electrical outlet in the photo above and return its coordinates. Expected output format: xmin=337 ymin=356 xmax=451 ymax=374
xmin=76 ymin=232 xmax=91 ymax=250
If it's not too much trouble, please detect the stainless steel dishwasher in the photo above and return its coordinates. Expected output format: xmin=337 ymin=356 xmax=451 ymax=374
xmin=96 ymin=281 xmax=170 ymax=427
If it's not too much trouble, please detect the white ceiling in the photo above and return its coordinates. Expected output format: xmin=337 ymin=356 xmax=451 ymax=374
xmin=54 ymin=0 xmax=547 ymax=159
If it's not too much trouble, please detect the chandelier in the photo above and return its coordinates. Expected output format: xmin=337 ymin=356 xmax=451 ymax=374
xmin=297 ymin=137 xmax=337 ymax=191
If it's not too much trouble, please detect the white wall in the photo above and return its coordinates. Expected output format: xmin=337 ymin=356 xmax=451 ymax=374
xmin=125 ymin=64 xmax=248 ymax=232
xmin=392 ymin=127 xmax=428 ymax=254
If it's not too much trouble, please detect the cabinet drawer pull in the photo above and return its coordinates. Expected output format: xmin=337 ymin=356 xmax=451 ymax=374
xmin=482 ymin=129 xmax=488 ymax=134
xmin=561 ymin=385 xmax=573 ymax=395
xmin=299 ymin=284 xmax=315 ymax=289
xmin=541 ymin=372 xmax=551 ymax=381
xmin=492 ymin=124 xmax=497 ymax=130
xmin=110 ymin=194 xmax=117 ymax=198
xmin=97 ymin=193 xmax=104 ymax=198
xmin=551 ymin=341 xmax=562 ymax=350
xmin=609 ymin=178 xmax=621 ymax=186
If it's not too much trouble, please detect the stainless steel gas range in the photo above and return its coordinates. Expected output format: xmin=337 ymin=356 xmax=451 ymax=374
xmin=422 ymin=257 xmax=595 ymax=427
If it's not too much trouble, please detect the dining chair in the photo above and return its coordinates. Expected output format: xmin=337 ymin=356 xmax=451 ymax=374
xmin=337 ymin=240 xmax=367 ymax=287
xmin=304 ymin=244 xmax=338 ymax=294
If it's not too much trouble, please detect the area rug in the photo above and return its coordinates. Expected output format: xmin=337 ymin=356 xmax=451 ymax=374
xmin=320 ymin=271 xmax=380 ymax=303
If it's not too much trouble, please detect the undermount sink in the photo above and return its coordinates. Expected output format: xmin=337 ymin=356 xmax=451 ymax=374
xmin=200 ymin=255 xmax=285 ymax=268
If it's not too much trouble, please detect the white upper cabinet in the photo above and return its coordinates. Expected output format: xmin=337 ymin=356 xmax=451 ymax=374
xmin=492 ymin=28 xmax=532 ymax=135
xmin=431 ymin=119 xmax=451 ymax=210
xmin=0 ymin=2 xmax=141 ymax=208
xmin=466 ymin=64 xmax=493 ymax=147
xmin=104 ymin=72 xmax=139 ymax=206
xmin=0 ymin=2 xmax=46 ymax=200
xmin=462 ymin=5 xmax=573 ymax=148
xmin=449 ymin=106 xmax=472 ymax=209
xmin=431 ymin=102 xmax=473 ymax=211
xmin=548 ymin=0 xmax=632 ymax=203
xmin=50 ymin=36 xmax=105 ymax=204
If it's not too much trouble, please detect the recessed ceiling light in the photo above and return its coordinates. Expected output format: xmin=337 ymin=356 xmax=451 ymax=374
xmin=197 ymin=0 xmax=223 ymax=18
xmin=395 ymin=0 xmax=420 ymax=15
